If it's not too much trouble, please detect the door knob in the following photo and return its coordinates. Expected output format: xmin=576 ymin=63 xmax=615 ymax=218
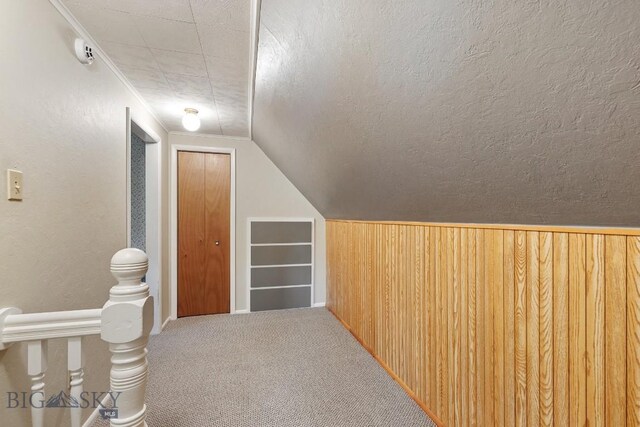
xmin=215 ymin=240 xmax=220 ymax=246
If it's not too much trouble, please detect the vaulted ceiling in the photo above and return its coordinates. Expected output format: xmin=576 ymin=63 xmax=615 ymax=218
xmin=64 ymin=0 xmax=251 ymax=136
xmin=252 ymin=0 xmax=640 ymax=226
xmin=63 ymin=0 xmax=640 ymax=226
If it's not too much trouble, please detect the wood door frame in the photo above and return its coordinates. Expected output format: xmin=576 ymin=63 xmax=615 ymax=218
xmin=171 ymin=144 xmax=236 ymax=319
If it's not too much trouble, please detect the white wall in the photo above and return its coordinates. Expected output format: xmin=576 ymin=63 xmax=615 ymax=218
xmin=168 ymin=133 xmax=326 ymax=312
xmin=0 ymin=1 xmax=167 ymax=425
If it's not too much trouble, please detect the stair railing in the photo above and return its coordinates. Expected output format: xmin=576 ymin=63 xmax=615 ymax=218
xmin=0 ymin=248 xmax=154 ymax=427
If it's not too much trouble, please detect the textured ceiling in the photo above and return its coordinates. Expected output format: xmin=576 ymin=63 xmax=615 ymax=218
xmin=64 ymin=0 xmax=251 ymax=136
xmin=253 ymin=0 xmax=640 ymax=226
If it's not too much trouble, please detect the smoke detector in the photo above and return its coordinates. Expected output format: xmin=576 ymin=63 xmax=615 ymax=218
xmin=74 ymin=38 xmax=95 ymax=65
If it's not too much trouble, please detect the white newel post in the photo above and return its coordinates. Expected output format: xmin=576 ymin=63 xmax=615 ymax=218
xmin=101 ymin=248 xmax=154 ymax=427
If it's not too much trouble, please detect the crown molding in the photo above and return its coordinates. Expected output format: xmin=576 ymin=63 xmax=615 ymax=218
xmin=248 ymin=0 xmax=262 ymax=140
xmin=48 ymin=0 xmax=169 ymax=134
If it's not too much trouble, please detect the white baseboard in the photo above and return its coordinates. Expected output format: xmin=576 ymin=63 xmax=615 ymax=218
xmin=161 ymin=316 xmax=171 ymax=330
xmin=313 ymin=302 xmax=326 ymax=308
xmin=234 ymin=309 xmax=250 ymax=314
xmin=82 ymin=393 xmax=112 ymax=427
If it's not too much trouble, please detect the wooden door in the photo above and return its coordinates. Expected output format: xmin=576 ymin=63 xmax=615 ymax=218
xmin=178 ymin=151 xmax=231 ymax=317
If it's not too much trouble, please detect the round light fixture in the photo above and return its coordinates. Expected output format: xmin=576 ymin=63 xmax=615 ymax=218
xmin=182 ymin=108 xmax=201 ymax=132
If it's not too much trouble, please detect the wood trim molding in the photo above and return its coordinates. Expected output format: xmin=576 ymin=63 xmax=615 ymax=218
xmin=328 ymin=219 xmax=640 ymax=237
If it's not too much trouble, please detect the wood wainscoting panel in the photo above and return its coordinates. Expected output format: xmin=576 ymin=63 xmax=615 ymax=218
xmin=326 ymin=220 xmax=640 ymax=426
xmin=514 ymin=230 xmax=528 ymax=426
xmin=628 ymin=237 xmax=640 ymax=426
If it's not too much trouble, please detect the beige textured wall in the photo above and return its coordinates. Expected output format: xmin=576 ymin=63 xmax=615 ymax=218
xmin=253 ymin=0 xmax=640 ymax=226
xmin=0 ymin=1 xmax=167 ymax=425
xmin=168 ymin=133 xmax=326 ymax=311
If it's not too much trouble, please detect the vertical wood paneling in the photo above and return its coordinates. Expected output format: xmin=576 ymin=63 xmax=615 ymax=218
xmin=460 ymin=228 xmax=469 ymax=427
xmin=383 ymin=225 xmax=392 ymax=366
xmin=390 ymin=225 xmax=399 ymax=376
xmin=452 ymin=228 xmax=462 ymax=426
xmin=468 ymin=228 xmax=478 ymax=426
xmin=484 ymin=230 xmax=495 ymax=427
xmin=398 ymin=226 xmax=408 ymax=386
xmin=628 ymin=237 xmax=640 ymax=426
xmin=442 ymin=228 xmax=455 ymax=424
xmin=605 ymin=235 xmax=626 ymax=425
xmin=553 ymin=233 xmax=569 ymax=427
xmin=503 ymin=230 xmax=516 ymax=427
xmin=435 ymin=227 xmax=445 ymax=420
xmin=493 ymin=230 xmax=505 ymax=427
xmin=476 ymin=229 xmax=486 ymax=427
xmin=374 ymin=223 xmax=383 ymax=356
xmin=540 ymin=232 xmax=554 ymax=427
xmin=515 ymin=230 xmax=528 ymax=426
xmin=326 ymin=221 xmax=640 ymax=427
xmin=527 ymin=231 xmax=541 ymax=427
xmin=367 ymin=223 xmax=376 ymax=349
xmin=407 ymin=226 xmax=415 ymax=388
xmin=568 ymin=233 xmax=587 ymax=427
xmin=414 ymin=226 xmax=426 ymax=404
xmin=586 ymin=234 xmax=605 ymax=427
xmin=351 ymin=223 xmax=359 ymax=337
xmin=429 ymin=227 xmax=438 ymax=412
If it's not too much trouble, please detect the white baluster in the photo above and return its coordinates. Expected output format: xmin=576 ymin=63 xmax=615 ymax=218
xmin=68 ymin=336 xmax=84 ymax=427
xmin=27 ymin=340 xmax=47 ymax=427
xmin=102 ymin=248 xmax=153 ymax=427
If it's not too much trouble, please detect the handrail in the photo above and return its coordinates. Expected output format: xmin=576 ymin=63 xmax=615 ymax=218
xmin=0 ymin=248 xmax=153 ymax=427
xmin=0 ymin=308 xmax=102 ymax=343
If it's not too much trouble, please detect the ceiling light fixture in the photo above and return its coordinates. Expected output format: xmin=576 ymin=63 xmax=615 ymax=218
xmin=182 ymin=108 xmax=201 ymax=132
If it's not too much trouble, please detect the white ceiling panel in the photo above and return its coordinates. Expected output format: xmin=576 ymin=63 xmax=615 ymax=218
xmin=172 ymin=91 xmax=217 ymax=105
xmin=198 ymin=25 xmax=250 ymax=60
xmin=63 ymin=0 xmax=253 ymax=136
xmin=212 ymin=84 xmax=248 ymax=107
xmin=206 ymin=55 xmax=248 ymax=87
xmin=120 ymin=67 xmax=171 ymax=90
xmin=74 ymin=0 xmax=195 ymax=22
xmin=151 ymin=49 xmax=208 ymax=77
xmin=191 ymin=0 xmax=250 ymax=31
xmin=102 ymin=42 xmax=159 ymax=71
xmin=66 ymin=4 xmax=146 ymax=45
xmin=165 ymin=73 xmax=213 ymax=96
xmin=218 ymin=105 xmax=248 ymax=120
xmin=135 ymin=16 xmax=201 ymax=53
xmin=136 ymin=87 xmax=177 ymax=104
xmin=212 ymin=80 xmax=247 ymax=97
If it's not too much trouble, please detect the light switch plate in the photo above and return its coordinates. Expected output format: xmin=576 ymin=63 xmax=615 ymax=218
xmin=7 ymin=169 xmax=23 ymax=201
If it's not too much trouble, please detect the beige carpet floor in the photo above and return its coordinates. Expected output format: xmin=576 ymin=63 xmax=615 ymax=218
xmin=95 ymin=308 xmax=435 ymax=426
